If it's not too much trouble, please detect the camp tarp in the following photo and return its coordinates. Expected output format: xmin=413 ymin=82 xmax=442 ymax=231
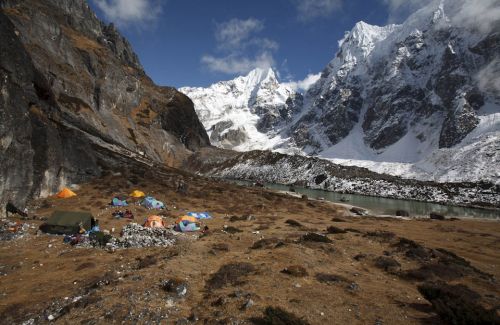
xmin=111 ymin=197 xmax=128 ymax=207
xmin=187 ymin=212 xmax=212 ymax=220
xmin=129 ymin=190 xmax=145 ymax=198
xmin=141 ymin=196 xmax=165 ymax=209
xmin=56 ymin=188 xmax=76 ymax=198
xmin=39 ymin=211 xmax=95 ymax=235
xmin=144 ymin=215 xmax=165 ymax=228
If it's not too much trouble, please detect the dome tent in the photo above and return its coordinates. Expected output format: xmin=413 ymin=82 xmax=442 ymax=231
xmin=56 ymin=188 xmax=76 ymax=198
xmin=144 ymin=215 xmax=165 ymax=228
xmin=130 ymin=190 xmax=145 ymax=198
xmin=141 ymin=196 xmax=165 ymax=209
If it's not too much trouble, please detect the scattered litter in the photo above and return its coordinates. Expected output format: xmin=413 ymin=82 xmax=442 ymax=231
xmin=112 ymin=210 xmax=134 ymax=219
xmin=0 ymin=220 xmax=30 ymax=241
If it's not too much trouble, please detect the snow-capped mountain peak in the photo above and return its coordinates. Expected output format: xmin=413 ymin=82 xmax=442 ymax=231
xmin=182 ymin=0 xmax=499 ymax=184
xmin=180 ymin=68 xmax=301 ymax=151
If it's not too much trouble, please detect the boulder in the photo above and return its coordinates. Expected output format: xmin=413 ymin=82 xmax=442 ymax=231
xmin=430 ymin=212 xmax=446 ymax=220
xmin=396 ymin=210 xmax=410 ymax=217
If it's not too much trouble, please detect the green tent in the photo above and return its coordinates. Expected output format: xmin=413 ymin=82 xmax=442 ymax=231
xmin=39 ymin=210 xmax=95 ymax=235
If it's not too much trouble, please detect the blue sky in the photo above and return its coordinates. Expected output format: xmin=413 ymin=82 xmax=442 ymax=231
xmin=89 ymin=0 xmax=421 ymax=88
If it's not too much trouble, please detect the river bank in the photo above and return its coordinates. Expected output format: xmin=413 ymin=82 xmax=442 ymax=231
xmin=225 ymin=179 xmax=500 ymax=220
xmin=185 ymin=148 xmax=500 ymax=209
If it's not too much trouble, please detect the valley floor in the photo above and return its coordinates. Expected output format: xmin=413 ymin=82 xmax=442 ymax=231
xmin=0 ymin=170 xmax=499 ymax=324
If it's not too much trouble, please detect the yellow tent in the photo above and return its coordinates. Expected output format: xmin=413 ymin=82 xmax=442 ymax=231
xmin=130 ymin=190 xmax=145 ymax=198
xmin=56 ymin=187 xmax=76 ymax=198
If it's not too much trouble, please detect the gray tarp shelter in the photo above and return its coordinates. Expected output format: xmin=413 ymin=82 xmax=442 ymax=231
xmin=39 ymin=210 xmax=95 ymax=235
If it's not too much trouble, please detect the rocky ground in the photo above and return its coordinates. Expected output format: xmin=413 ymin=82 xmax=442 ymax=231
xmin=0 ymin=169 xmax=499 ymax=324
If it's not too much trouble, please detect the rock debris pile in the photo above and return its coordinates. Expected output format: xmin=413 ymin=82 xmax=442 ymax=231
xmin=108 ymin=223 xmax=177 ymax=248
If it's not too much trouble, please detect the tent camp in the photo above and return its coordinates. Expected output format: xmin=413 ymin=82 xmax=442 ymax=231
xmin=56 ymin=188 xmax=76 ymax=198
xmin=39 ymin=211 xmax=96 ymax=235
xmin=130 ymin=190 xmax=145 ymax=198
xmin=141 ymin=196 xmax=165 ymax=209
xmin=144 ymin=215 xmax=165 ymax=228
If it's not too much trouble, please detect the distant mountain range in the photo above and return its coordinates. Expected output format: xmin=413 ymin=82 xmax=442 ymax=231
xmin=181 ymin=0 xmax=500 ymax=184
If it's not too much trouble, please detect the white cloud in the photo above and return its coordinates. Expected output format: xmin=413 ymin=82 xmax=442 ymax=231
xmin=93 ymin=0 xmax=162 ymax=27
xmin=382 ymin=0 xmax=434 ymax=22
xmin=284 ymin=72 xmax=321 ymax=92
xmin=476 ymin=57 xmax=500 ymax=95
xmin=201 ymin=52 xmax=275 ymax=75
xmin=202 ymin=18 xmax=279 ymax=75
xmin=383 ymin=0 xmax=500 ymax=30
xmin=292 ymin=0 xmax=343 ymax=22
xmin=215 ymin=18 xmax=264 ymax=50
xmin=451 ymin=0 xmax=500 ymax=33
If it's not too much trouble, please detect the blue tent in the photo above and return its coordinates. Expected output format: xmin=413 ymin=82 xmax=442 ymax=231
xmin=111 ymin=197 xmax=128 ymax=207
xmin=141 ymin=196 xmax=165 ymax=209
xmin=187 ymin=212 xmax=212 ymax=220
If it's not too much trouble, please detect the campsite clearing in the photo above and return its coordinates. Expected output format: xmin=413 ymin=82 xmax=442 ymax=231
xmin=1 ymin=171 xmax=499 ymax=324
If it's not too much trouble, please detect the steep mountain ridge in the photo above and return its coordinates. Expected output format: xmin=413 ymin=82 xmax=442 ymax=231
xmin=0 ymin=0 xmax=210 ymax=215
xmin=182 ymin=0 xmax=500 ymax=184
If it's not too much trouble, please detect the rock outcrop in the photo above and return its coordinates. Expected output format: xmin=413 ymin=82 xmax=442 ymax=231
xmin=0 ymin=0 xmax=210 ymax=216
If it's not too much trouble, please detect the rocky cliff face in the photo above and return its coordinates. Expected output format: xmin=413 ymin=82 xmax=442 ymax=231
xmin=0 ymin=0 xmax=210 ymax=215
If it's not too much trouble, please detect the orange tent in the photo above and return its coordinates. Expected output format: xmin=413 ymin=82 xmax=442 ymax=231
xmin=176 ymin=215 xmax=197 ymax=224
xmin=56 ymin=187 xmax=76 ymax=198
xmin=144 ymin=215 xmax=165 ymax=228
